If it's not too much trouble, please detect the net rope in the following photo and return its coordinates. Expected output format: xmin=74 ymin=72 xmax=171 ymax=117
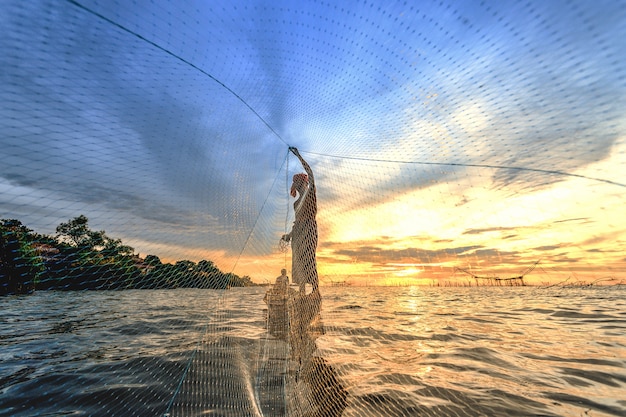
xmin=1 ymin=1 xmax=625 ymax=416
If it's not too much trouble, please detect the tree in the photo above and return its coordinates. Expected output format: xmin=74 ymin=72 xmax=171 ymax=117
xmin=0 ymin=219 xmax=44 ymax=295
xmin=229 ymin=274 xmax=254 ymax=287
xmin=2 ymin=216 xmax=255 ymax=292
xmin=56 ymin=215 xmax=94 ymax=248
xmin=56 ymin=215 xmax=134 ymax=257
xmin=101 ymin=237 xmax=134 ymax=259
xmin=49 ymin=215 xmax=139 ymax=290
xmin=145 ymin=255 xmax=162 ymax=266
xmin=198 ymin=260 xmax=218 ymax=273
xmin=196 ymin=259 xmax=228 ymax=288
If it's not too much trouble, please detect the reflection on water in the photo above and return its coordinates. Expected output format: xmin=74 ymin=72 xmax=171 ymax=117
xmin=319 ymin=286 xmax=626 ymax=417
xmin=1 ymin=286 xmax=625 ymax=416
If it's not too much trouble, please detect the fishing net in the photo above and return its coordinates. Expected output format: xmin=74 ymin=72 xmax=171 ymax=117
xmin=2 ymin=0 xmax=625 ymax=416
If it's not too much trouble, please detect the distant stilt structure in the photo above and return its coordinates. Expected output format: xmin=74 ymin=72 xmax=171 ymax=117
xmin=454 ymin=260 xmax=540 ymax=287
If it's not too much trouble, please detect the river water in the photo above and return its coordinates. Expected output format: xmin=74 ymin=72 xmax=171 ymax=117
xmin=1 ymin=286 xmax=625 ymax=416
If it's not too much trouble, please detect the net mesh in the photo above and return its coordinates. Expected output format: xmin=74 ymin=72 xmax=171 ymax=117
xmin=1 ymin=0 xmax=625 ymax=416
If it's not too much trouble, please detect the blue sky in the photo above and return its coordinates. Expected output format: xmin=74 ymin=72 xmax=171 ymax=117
xmin=2 ymin=0 xmax=625 ymax=283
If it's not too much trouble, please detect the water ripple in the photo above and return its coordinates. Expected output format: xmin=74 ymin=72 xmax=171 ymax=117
xmin=1 ymin=287 xmax=625 ymax=417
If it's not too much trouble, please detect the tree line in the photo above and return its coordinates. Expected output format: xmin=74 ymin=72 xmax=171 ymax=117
xmin=1 ymin=215 xmax=253 ymax=295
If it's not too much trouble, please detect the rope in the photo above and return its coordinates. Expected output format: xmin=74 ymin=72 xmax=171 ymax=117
xmin=303 ymin=151 xmax=625 ymax=188
xmin=164 ymin=149 xmax=288 ymax=415
xmin=231 ymin=150 xmax=290 ymax=273
xmin=161 ymin=258 xmax=233 ymax=416
xmin=255 ymin=149 xmax=291 ymax=416
xmin=284 ymin=152 xmax=290 ymax=268
xmin=67 ymin=0 xmax=621 ymax=189
xmin=65 ymin=0 xmax=288 ymax=147
xmin=162 ymin=308 xmax=216 ymax=417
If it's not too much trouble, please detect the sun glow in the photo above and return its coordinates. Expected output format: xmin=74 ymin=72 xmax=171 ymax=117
xmin=311 ymin=140 xmax=626 ymax=285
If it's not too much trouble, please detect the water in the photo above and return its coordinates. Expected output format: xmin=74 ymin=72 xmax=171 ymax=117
xmin=320 ymin=286 xmax=626 ymax=417
xmin=1 ymin=286 xmax=625 ymax=416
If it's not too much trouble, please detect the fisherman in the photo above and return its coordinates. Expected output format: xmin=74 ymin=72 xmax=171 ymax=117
xmin=264 ymin=268 xmax=290 ymax=304
xmin=275 ymin=268 xmax=289 ymax=290
xmin=281 ymin=147 xmax=319 ymax=293
xmin=264 ymin=269 xmax=291 ymax=339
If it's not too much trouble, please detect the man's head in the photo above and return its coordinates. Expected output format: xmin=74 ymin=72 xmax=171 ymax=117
xmin=290 ymin=173 xmax=308 ymax=197
xmin=281 ymin=268 xmax=287 ymax=276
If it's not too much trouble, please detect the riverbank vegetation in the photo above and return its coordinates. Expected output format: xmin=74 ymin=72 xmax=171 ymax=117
xmin=1 ymin=216 xmax=253 ymax=295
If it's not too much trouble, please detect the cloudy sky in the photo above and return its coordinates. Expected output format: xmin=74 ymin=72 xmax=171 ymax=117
xmin=2 ymin=0 xmax=625 ymax=285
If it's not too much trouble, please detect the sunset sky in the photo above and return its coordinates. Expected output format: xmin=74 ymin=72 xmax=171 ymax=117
xmin=2 ymin=0 xmax=625 ymax=285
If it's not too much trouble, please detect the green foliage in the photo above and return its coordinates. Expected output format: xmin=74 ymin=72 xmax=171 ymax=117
xmin=0 ymin=219 xmax=44 ymax=295
xmin=56 ymin=215 xmax=133 ymax=257
xmin=144 ymin=254 xmax=162 ymax=266
xmin=56 ymin=215 xmax=93 ymax=248
xmin=1 ymin=215 xmax=252 ymax=295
